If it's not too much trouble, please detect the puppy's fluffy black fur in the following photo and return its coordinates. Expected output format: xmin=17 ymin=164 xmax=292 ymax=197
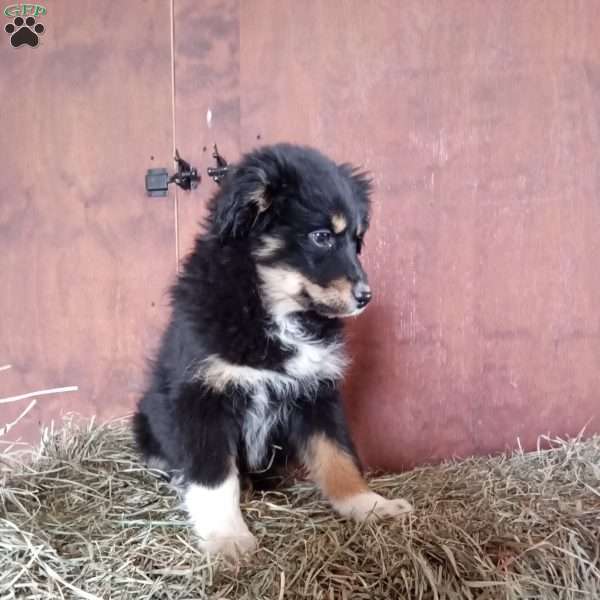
xmin=133 ymin=143 xmax=372 ymax=492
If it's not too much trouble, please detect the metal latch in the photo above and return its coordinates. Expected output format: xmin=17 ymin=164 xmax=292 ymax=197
xmin=206 ymin=144 xmax=229 ymax=185
xmin=145 ymin=149 xmax=201 ymax=197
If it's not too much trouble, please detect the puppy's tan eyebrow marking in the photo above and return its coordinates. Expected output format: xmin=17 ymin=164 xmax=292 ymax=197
xmin=331 ymin=213 xmax=347 ymax=234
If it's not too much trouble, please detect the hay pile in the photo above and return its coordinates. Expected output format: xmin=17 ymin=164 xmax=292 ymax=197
xmin=1 ymin=419 xmax=599 ymax=599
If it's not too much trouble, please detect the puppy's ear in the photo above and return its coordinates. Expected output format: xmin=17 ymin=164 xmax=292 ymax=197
xmin=339 ymin=163 xmax=372 ymax=225
xmin=213 ymin=166 xmax=272 ymax=239
xmin=339 ymin=163 xmax=372 ymax=201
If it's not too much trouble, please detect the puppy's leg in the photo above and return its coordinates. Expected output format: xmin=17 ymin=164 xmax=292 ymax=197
xmin=133 ymin=401 xmax=168 ymax=471
xmin=177 ymin=384 xmax=257 ymax=558
xmin=295 ymin=390 xmax=412 ymax=521
xmin=184 ymin=466 xmax=257 ymax=558
xmin=304 ymin=434 xmax=412 ymax=521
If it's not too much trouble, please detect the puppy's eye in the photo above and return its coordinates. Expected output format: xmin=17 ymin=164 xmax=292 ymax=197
xmin=309 ymin=230 xmax=334 ymax=249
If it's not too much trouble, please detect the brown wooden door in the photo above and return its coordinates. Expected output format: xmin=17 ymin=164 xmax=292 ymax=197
xmin=1 ymin=1 xmax=176 ymax=444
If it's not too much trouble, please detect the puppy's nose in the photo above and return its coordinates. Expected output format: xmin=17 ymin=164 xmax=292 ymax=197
xmin=353 ymin=283 xmax=372 ymax=308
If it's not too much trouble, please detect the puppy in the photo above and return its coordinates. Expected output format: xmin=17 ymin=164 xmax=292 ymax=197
xmin=133 ymin=144 xmax=412 ymax=558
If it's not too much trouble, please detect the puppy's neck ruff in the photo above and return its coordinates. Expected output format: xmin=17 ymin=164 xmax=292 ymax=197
xmin=274 ymin=312 xmax=348 ymax=382
xmin=196 ymin=313 xmax=348 ymax=396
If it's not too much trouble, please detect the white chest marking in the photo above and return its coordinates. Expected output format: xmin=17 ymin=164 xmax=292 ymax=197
xmin=277 ymin=315 xmax=348 ymax=383
xmin=195 ymin=316 xmax=348 ymax=469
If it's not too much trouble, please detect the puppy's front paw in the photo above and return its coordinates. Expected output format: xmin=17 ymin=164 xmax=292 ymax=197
xmin=185 ymin=479 xmax=258 ymax=560
xmin=335 ymin=492 xmax=413 ymax=522
xmin=198 ymin=529 xmax=258 ymax=559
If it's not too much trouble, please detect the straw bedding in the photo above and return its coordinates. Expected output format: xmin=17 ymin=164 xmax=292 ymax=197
xmin=1 ymin=419 xmax=599 ymax=599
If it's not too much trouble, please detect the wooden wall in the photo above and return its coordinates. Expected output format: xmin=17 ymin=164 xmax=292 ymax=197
xmin=2 ymin=1 xmax=599 ymax=469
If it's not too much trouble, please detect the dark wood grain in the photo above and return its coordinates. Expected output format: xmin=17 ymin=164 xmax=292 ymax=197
xmin=0 ymin=1 xmax=176 ymax=445
xmin=240 ymin=1 xmax=600 ymax=469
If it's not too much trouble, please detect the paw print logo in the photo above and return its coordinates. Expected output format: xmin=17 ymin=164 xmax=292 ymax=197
xmin=5 ymin=16 xmax=45 ymax=48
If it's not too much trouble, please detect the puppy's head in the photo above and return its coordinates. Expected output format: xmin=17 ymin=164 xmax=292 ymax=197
xmin=211 ymin=144 xmax=372 ymax=319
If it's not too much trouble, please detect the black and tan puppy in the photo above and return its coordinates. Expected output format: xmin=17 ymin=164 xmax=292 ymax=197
xmin=133 ymin=144 xmax=412 ymax=558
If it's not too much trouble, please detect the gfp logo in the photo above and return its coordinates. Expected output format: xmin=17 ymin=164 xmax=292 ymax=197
xmin=4 ymin=4 xmax=46 ymax=47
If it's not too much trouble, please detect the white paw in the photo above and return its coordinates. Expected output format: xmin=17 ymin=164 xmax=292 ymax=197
xmin=335 ymin=492 xmax=413 ymax=522
xmin=197 ymin=528 xmax=258 ymax=559
xmin=185 ymin=478 xmax=258 ymax=560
